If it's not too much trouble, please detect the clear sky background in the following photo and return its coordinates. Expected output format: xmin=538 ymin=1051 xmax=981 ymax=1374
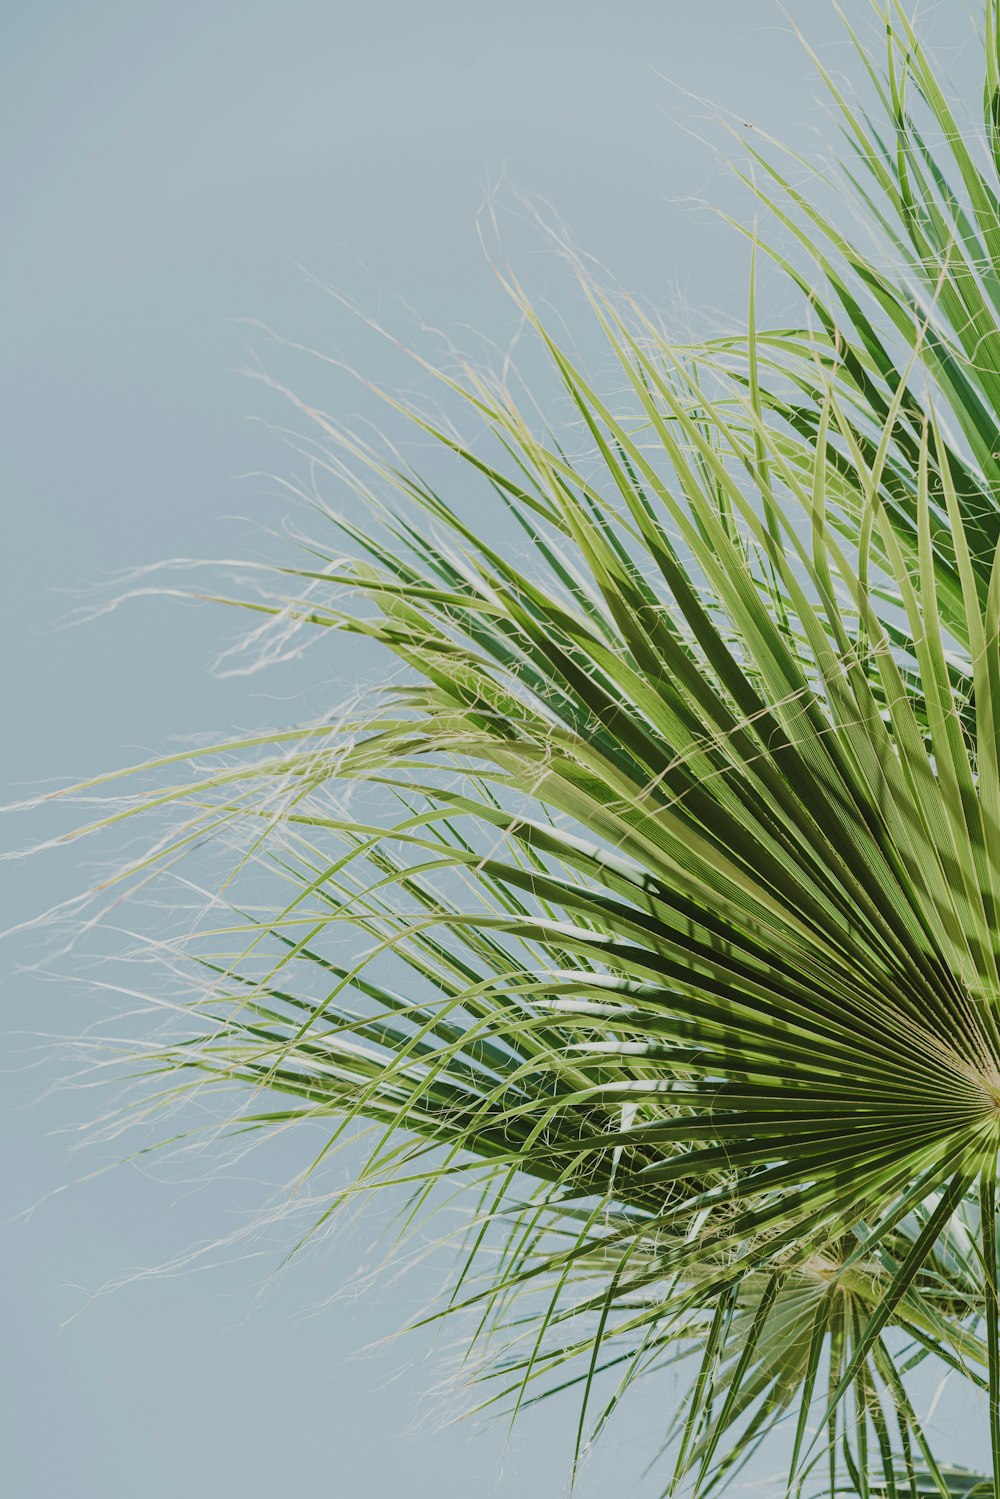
xmin=1 ymin=2 xmax=988 ymax=1496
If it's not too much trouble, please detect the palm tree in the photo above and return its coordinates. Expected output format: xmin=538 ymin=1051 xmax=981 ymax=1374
xmin=56 ymin=3 xmax=1000 ymax=1494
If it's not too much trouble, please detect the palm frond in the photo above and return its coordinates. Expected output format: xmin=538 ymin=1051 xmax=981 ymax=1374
xmin=45 ymin=4 xmax=1000 ymax=1495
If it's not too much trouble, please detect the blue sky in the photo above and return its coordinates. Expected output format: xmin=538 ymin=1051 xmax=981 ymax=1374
xmin=2 ymin=2 xmax=986 ymax=1494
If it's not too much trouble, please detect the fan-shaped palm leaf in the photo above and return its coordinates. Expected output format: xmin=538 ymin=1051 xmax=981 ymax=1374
xmin=48 ymin=4 xmax=1000 ymax=1495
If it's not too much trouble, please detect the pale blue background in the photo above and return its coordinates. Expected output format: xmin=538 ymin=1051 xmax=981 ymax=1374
xmin=2 ymin=2 xmax=986 ymax=1495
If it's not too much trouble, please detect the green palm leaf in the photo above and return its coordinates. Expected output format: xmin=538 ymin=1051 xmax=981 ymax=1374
xmin=46 ymin=3 xmax=1000 ymax=1495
